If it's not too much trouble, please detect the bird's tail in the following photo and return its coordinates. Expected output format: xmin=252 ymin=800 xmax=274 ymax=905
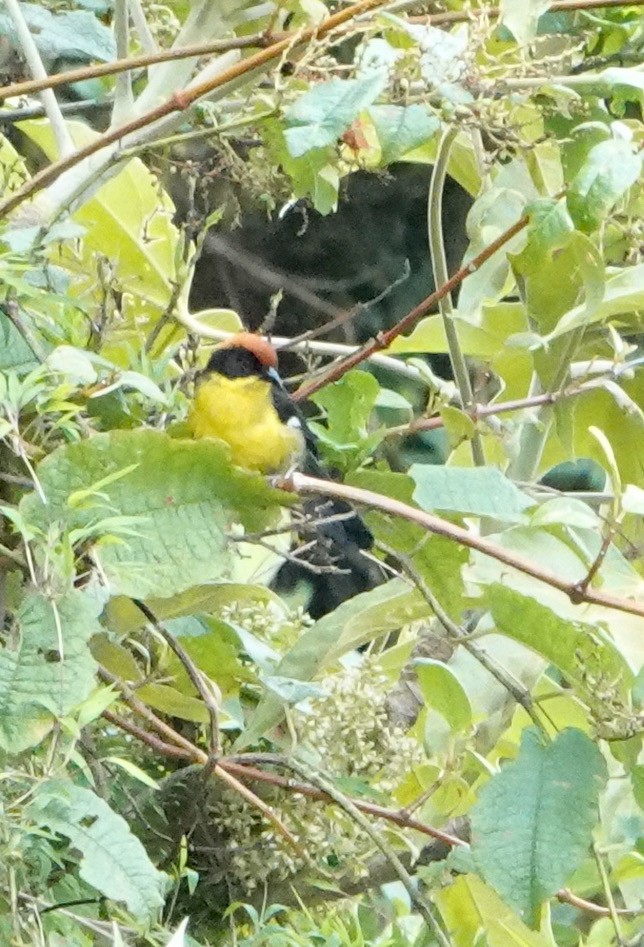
xmin=271 ymin=490 xmax=383 ymax=619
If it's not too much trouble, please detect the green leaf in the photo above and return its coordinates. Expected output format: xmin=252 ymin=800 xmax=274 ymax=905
xmin=368 ymin=104 xmax=439 ymax=163
xmin=263 ymin=120 xmax=340 ymax=214
xmin=515 ymin=230 xmax=605 ymax=341
xmin=284 ymin=73 xmax=386 ymax=157
xmin=352 ymin=469 xmax=467 ymax=619
xmin=0 ymin=311 xmax=38 ymax=373
xmin=415 ymin=660 xmax=472 ymax=732
xmin=136 ymin=683 xmax=210 ymax=723
xmin=459 ymin=186 xmax=528 ymax=314
xmin=471 ymin=728 xmax=607 ymax=926
xmin=17 ymin=120 xmax=180 ymax=339
xmin=567 ymin=138 xmax=642 ymax=233
xmin=310 ymin=370 xmax=384 ymax=470
xmin=511 ymin=199 xmax=574 ymax=275
xmin=546 ymin=261 xmax=644 ymax=340
xmin=236 ymin=578 xmax=430 ymax=748
xmin=435 ymin=874 xmax=554 ymax=947
xmin=102 ymin=583 xmax=279 ymax=634
xmin=0 ymin=590 xmax=100 ymax=752
xmin=499 ymin=0 xmax=551 ymax=44
xmin=0 ymin=4 xmax=115 ymax=65
xmin=487 ymin=584 xmax=633 ymax=720
xmin=410 ymin=465 xmax=534 ymax=522
xmin=27 ymin=780 xmax=166 ymax=920
xmin=260 ymin=674 xmax=326 ymax=704
xmin=20 ymin=430 xmax=286 ymax=598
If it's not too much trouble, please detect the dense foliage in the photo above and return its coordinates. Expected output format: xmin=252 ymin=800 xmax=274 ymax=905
xmin=0 ymin=1 xmax=643 ymax=945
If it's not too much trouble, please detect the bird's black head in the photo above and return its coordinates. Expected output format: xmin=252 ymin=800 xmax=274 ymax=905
xmin=205 ymin=345 xmax=268 ymax=379
xmin=203 ymin=333 xmax=279 ymax=380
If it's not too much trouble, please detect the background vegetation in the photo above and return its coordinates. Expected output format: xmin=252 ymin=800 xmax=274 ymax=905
xmin=0 ymin=0 xmax=643 ymax=945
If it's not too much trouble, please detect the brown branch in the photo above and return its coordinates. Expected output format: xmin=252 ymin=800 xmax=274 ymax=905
xmin=0 ymin=0 xmax=388 ymax=221
xmin=222 ymin=758 xmax=466 ymax=848
xmin=98 ymin=665 xmax=207 ymax=760
xmin=99 ymin=682 xmax=465 ymax=847
xmin=293 ymin=207 xmax=533 ymax=401
xmin=385 ymin=374 xmax=627 ymax=437
xmin=556 ymin=887 xmax=644 ymax=918
xmin=102 ymin=709 xmax=194 ymax=761
xmin=0 ymin=0 xmax=640 ymax=103
xmin=133 ymin=598 xmax=221 ymax=756
xmin=285 ymin=472 xmax=644 ymax=619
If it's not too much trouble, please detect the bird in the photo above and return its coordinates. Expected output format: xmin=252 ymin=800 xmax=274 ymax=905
xmin=187 ymin=332 xmax=382 ymax=617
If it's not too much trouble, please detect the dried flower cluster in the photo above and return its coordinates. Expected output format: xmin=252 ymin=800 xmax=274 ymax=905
xmin=206 ymin=659 xmax=423 ymax=891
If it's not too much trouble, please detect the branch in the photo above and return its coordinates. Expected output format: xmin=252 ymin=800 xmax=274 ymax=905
xmin=0 ymin=0 xmax=388 ymax=222
xmin=385 ymin=370 xmax=638 ymax=437
xmin=0 ymin=0 xmax=641 ymax=103
xmin=223 ymin=757 xmax=466 ymax=848
xmin=133 ymin=598 xmax=221 ymax=756
xmin=284 ymin=472 xmax=644 ymax=619
xmin=176 ymin=320 xmax=430 ymax=387
xmin=294 ymin=206 xmax=534 ymax=400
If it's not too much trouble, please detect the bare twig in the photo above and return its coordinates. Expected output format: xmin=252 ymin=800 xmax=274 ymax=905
xmin=133 ymin=598 xmax=221 ymax=757
xmin=0 ymin=0 xmax=641 ymax=104
xmin=284 ymin=472 xmax=644 ymax=619
xmin=294 ymin=205 xmax=534 ymax=401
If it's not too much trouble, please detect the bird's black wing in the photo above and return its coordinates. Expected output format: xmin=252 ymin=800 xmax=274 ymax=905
xmin=267 ymin=370 xmax=382 ymax=617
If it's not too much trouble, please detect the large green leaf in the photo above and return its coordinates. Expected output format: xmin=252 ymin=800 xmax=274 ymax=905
xmin=436 ymin=874 xmax=553 ymax=947
xmin=27 ymin=780 xmax=166 ymax=921
xmin=368 ymin=104 xmax=439 ymax=163
xmin=284 ymin=73 xmax=386 ymax=157
xmin=16 ymin=120 xmax=180 ymax=343
xmin=0 ymin=3 xmax=115 ymax=65
xmin=236 ymin=578 xmax=430 ymax=748
xmin=487 ymin=584 xmax=633 ymax=723
xmin=350 ymin=469 xmax=468 ymax=618
xmin=567 ymin=137 xmax=642 ymax=233
xmin=0 ymin=590 xmax=100 ymax=752
xmin=471 ymin=728 xmax=607 ymax=926
xmin=20 ymin=430 xmax=286 ymax=598
xmin=410 ymin=465 xmax=534 ymax=522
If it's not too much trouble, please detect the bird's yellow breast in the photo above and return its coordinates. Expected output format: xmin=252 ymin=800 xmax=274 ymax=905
xmin=188 ymin=373 xmax=303 ymax=474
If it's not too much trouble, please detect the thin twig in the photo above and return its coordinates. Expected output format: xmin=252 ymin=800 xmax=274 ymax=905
xmin=102 ymin=709 xmax=195 ymax=760
xmin=294 ymin=205 xmax=533 ymax=401
xmin=0 ymin=0 xmax=641 ymax=103
xmin=133 ymin=598 xmax=221 ymax=757
xmin=384 ymin=372 xmax=632 ymax=437
xmin=381 ymin=543 xmax=546 ymax=733
xmin=285 ymin=472 xmax=644 ymax=619
xmin=281 ymin=260 xmax=411 ymax=350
